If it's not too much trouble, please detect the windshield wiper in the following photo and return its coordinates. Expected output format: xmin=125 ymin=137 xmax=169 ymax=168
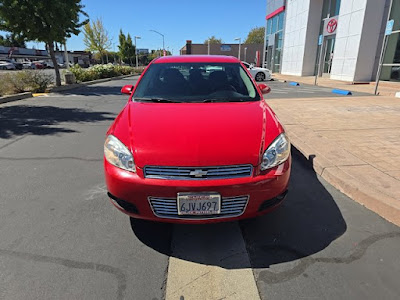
xmin=202 ymin=98 xmax=253 ymax=103
xmin=134 ymin=97 xmax=181 ymax=103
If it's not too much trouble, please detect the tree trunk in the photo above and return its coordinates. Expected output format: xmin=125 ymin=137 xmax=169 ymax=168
xmin=48 ymin=42 xmax=61 ymax=87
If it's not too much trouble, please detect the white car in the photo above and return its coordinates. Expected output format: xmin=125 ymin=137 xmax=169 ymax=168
xmin=242 ymin=62 xmax=272 ymax=82
xmin=0 ymin=61 xmax=16 ymax=70
xmin=22 ymin=62 xmax=36 ymax=69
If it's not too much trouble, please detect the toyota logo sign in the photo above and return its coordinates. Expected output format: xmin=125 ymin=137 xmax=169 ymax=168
xmin=327 ymin=19 xmax=338 ymax=34
xmin=323 ymin=16 xmax=339 ymax=36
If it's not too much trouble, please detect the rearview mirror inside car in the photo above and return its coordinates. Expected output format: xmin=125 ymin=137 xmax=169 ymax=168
xmin=121 ymin=85 xmax=134 ymax=95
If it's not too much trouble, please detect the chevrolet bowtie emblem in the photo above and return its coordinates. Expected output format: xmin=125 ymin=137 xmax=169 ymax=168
xmin=190 ymin=169 xmax=208 ymax=177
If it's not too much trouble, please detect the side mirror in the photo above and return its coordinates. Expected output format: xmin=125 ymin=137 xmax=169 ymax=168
xmin=258 ymin=83 xmax=271 ymax=94
xmin=121 ymin=85 xmax=134 ymax=95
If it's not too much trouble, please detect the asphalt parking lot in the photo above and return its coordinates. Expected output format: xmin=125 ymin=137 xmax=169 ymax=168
xmin=0 ymin=77 xmax=399 ymax=299
xmin=265 ymin=79 xmax=371 ymax=99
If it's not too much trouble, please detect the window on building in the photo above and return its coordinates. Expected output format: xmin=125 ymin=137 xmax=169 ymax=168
xmin=380 ymin=1 xmax=400 ymax=82
xmin=271 ymin=16 xmax=277 ymax=33
xmin=278 ymin=13 xmax=284 ymax=31
xmin=321 ymin=0 xmax=341 ymax=18
xmin=267 ymin=19 xmax=272 ymax=35
xmin=265 ymin=11 xmax=285 ymax=73
xmin=389 ymin=0 xmax=400 ymax=32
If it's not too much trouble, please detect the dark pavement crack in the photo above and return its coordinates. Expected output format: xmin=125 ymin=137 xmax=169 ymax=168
xmin=256 ymin=232 xmax=400 ymax=284
xmin=0 ymin=248 xmax=127 ymax=300
xmin=0 ymin=135 xmax=27 ymax=151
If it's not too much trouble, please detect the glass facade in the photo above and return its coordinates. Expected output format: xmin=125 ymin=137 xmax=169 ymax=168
xmin=315 ymin=0 xmax=341 ymax=76
xmin=265 ymin=11 xmax=285 ymax=73
xmin=381 ymin=0 xmax=400 ymax=81
xmin=322 ymin=0 xmax=341 ymax=17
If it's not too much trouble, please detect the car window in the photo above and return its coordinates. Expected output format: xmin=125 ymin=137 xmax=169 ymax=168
xmin=133 ymin=62 xmax=260 ymax=102
xmin=242 ymin=62 xmax=250 ymax=68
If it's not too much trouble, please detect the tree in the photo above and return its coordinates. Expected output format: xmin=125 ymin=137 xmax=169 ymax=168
xmin=83 ymin=18 xmax=112 ymax=64
xmin=0 ymin=0 xmax=88 ymax=86
xmin=118 ymin=30 xmax=135 ymax=65
xmin=118 ymin=29 xmax=126 ymax=63
xmin=204 ymin=36 xmax=223 ymax=44
xmin=244 ymin=27 xmax=265 ymax=44
xmin=0 ymin=33 xmax=26 ymax=47
xmin=125 ymin=34 xmax=135 ymax=65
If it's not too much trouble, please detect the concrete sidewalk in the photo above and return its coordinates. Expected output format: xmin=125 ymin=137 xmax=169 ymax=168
xmin=266 ymin=95 xmax=400 ymax=226
xmin=273 ymin=74 xmax=400 ymax=97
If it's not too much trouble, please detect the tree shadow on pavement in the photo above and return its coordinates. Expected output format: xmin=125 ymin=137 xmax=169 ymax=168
xmin=0 ymin=105 xmax=116 ymax=139
xmin=130 ymin=148 xmax=347 ymax=269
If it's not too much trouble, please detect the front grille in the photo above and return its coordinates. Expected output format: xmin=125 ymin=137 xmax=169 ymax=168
xmin=144 ymin=165 xmax=253 ymax=180
xmin=149 ymin=195 xmax=249 ymax=219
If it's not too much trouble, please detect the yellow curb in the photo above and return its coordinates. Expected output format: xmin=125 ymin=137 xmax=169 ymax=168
xmin=166 ymin=223 xmax=260 ymax=300
xmin=32 ymin=93 xmax=48 ymax=97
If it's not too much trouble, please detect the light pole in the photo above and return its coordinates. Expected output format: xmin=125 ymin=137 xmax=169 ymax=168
xmin=64 ymin=41 xmax=69 ymax=70
xmin=234 ymin=37 xmax=241 ymax=61
xmin=149 ymin=30 xmax=165 ymax=55
xmin=112 ymin=42 xmax=117 ymax=64
xmin=244 ymin=47 xmax=247 ymax=62
xmin=134 ymin=36 xmax=141 ymax=68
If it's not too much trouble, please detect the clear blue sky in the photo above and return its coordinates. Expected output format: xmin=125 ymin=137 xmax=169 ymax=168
xmin=2 ymin=0 xmax=267 ymax=55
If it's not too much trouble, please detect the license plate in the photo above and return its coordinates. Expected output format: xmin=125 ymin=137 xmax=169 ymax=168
xmin=177 ymin=192 xmax=221 ymax=215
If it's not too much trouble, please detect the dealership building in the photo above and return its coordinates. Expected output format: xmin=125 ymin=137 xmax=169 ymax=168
xmin=264 ymin=0 xmax=400 ymax=82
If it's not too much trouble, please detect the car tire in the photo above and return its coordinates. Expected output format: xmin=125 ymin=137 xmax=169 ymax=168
xmin=255 ymin=72 xmax=266 ymax=82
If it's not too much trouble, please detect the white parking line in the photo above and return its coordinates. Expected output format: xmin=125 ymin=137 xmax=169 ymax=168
xmin=272 ymin=91 xmax=288 ymax=94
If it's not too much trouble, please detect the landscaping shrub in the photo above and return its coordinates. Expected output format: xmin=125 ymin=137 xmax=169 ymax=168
xmin=29 ymin=71 xmax=53 ymax=92
xmin=0 ymin=71 xmax=53 ymax=95
xmin=68 ymin=64 xmax=142 ymax=83
xmin=2 ymin=72 xmax=31 ymax=93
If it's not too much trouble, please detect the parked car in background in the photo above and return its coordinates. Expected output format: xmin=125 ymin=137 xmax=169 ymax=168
xmin=0 ymin=61 xmax=16 ymax=70
xmin=242 ymin=62 xmax=272 ymax=82
xmin=32 ymin=61 xmax=45 ymax=69
xmin=22 ymin=62 xmax=36 ymax=69
xmin=104 ymin=55 xmax=291 ymax=224
xmin=0 ymin=59 xmax=22 ymax=70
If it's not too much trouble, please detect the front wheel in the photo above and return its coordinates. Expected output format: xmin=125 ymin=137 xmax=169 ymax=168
xmin=255 ymin=72 xmax=266 ymax=82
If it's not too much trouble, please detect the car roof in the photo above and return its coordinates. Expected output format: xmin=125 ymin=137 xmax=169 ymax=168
xmin=153 ymin=55 xmax=240 ymax=64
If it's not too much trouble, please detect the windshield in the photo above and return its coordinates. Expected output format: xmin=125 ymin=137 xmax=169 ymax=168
xmin=132 ymin=62 xmax=260 ymax=102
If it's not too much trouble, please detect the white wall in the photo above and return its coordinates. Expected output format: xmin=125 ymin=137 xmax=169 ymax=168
xmin=302 ymin=0 xmax=324 ymax=75
xmin=330 ymin=0 xmax=386 ymax=82
xmin=281 ymin=0 xmax=323 ymax=76
xmin=281 ymin=0 xmax=311 ymax=75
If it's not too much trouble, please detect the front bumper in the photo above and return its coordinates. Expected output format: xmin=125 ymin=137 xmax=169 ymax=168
xmin=104 ymin=157 xmax=291 ymax=224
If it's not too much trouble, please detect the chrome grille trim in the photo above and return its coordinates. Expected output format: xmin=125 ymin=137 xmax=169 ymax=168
xmin=148 ymin=195 xmax=249 ymax=220
xmin=144 ymin=165 xmax=253 ymax=180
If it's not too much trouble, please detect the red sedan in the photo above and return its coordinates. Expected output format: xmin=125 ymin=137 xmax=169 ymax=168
xmin=104 ymin=55 xmax=291 ymax=223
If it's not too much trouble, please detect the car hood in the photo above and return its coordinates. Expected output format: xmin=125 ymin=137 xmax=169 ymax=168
xmin=252 ymin=67 xmax=270 ymax=72
xmin=110 ymin=101 xmax=282 ymax=168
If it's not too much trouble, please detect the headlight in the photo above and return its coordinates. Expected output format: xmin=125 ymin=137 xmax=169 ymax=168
xmin=261 ymin=133 xmax=290 ymax=170
xmin=104 ymin=135 xmax=135 ymax=172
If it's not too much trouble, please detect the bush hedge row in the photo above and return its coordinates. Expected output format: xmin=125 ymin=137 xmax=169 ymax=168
xmin=68 ymin=64 xmax=143 ymax=83
xmin=0 ymin=71 xmax=53 ymax=96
